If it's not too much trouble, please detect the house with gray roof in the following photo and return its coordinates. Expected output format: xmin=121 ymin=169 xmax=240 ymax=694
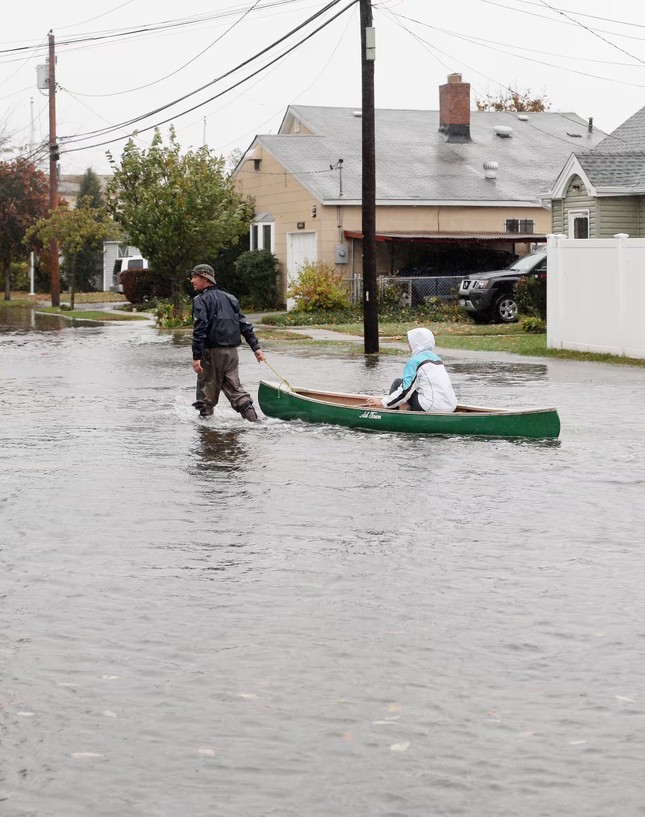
xmin=548 ymin=106 xmax=645 ymax=238
xmin=232 ymin=74 xmax=606 ymax=304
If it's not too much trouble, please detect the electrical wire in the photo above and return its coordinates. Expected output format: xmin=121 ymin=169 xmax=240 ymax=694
xmin=393 ymin=14 xmax=645 ymax=68
xmin=486 ymin=0 xmax=645 ymax=31
xmin=383 ymin=6 xmax=645 ymax=95
xmin=534 ymin=0 xmax=645 ymax=66
xmin=60 ymin=0 xmax=356 ymax=151
xmin=480 ymin=0 xmax=645 ymax=44
xmin=0 ymin=0 xmax=304 ymax=57
xmin=63 ymin=0 xmax=265 ymax=98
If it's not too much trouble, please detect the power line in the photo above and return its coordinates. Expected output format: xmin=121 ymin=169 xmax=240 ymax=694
xmin=383 ymin=7 xmax=645 ymax=95
xmin=486 ymin=0 xmax=645 ymax=31
xmin=61 ymin=0 xmax=359 ymax=155
xmin=60 ymin=0 xmax=355 ymax=149
xmin=62 ymin=0 xmax=265 ymax=98
xmin=0 ymin=0 xmax=304 ymax=57
xmin=534 ymin=0 xmax=645 ymax=66
xmin=480 ymin=0 xmax=645 ymax=44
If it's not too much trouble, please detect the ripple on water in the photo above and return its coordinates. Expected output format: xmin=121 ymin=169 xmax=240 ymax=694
xmin=3 ymin=311 xmax=645 ymax=816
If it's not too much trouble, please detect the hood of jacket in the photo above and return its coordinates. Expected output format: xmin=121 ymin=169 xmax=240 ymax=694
xmin=407 ymin=327 xmax=435 ymax=355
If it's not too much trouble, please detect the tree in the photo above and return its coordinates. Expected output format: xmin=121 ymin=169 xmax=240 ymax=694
xmin=66 ymin=168 xmax=106 ymax=292
xmin=476 ymin=89 xmax=551 ymax=112
xmin=26 ymin=202 xmax=115 ymax=310
xmin=106 ymin=128 xmax=252 ymax=308
xmin=0 ymin=158 xmax=49 ymax=300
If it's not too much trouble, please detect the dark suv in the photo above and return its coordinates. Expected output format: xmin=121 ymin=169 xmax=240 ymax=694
xmin=458 ymin=250 xmax=547 ymax=323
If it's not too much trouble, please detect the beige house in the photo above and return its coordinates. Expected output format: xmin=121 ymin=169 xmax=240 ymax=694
xmin=232 ymin=74 xmax=606 ymax=304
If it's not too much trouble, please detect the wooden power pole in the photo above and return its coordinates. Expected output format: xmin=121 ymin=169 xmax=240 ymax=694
xmin=48 ymin=30 xmax=60 ymax=307
xmin=360 ymin=0 xmax=379 ymax=354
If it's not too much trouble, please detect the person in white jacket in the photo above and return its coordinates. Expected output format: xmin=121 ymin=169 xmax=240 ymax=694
xmin=366 ymin=327 xmax=457 ymax=413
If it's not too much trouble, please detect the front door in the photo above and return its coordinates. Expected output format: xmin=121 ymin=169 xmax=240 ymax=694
xmin=286 ymin=231 xmax=317 ymax=310
xmin=568 ymin=210 xmax=589 ymax=239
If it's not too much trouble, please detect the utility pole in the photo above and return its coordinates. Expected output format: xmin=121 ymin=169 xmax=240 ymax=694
xmin=360 ymin=0 xmax=378 ymax=354
xmin=48 ymin=30 xmax=60 ymax=307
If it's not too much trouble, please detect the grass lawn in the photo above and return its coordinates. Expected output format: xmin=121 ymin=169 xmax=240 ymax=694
xmin=274 ymin=318 xmax=645 ymax=367
xmin=37 ymin=307 xmax=148 ymax=321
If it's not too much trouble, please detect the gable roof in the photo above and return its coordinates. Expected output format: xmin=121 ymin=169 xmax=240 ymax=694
xmin=548 ymin=105 xmax=645 ymax=196
xmin=589 ymin=105 xmax=645 ymax=154
xmin=237 ymin=105 xmax=606 ymax=207
xmin=578 ymin=151 xmax=645 ymax=189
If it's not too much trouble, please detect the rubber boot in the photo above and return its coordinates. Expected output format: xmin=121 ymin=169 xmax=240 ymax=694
xmin=240 ymin=403 xmax=260 ymax=422
xmin=192 ymin=400 xmax=213 ymax=418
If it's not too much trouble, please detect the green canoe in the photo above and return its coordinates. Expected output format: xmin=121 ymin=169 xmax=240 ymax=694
xmin=258 ymin=380 xmax=561 ymax=439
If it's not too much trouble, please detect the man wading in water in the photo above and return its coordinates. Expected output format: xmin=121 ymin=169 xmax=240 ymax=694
xmin=190 ymin=264 xmax=265 ymax=422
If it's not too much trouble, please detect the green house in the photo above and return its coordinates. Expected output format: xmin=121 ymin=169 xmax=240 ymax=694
xmin=548 ymin=107 xmax=645 ymax=238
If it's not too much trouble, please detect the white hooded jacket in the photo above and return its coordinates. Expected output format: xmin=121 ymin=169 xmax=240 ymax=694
xmin=382 ymin=328 xmax=458 ymax=412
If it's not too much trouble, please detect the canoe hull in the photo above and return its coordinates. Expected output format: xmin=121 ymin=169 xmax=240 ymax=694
xmin=258 ymin=381 xmax=560 ymax=439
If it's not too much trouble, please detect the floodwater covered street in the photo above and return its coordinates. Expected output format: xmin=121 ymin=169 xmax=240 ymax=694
xmin=2 ymin=305 xmax=645 ymax=817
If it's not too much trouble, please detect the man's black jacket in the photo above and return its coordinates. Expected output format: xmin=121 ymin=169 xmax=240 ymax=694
xmin=192 ymin=285 xmax=260 ymax=360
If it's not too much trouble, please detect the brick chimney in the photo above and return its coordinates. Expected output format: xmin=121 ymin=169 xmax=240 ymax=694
xmin=439 ymin=73 xmax=471 ymax=143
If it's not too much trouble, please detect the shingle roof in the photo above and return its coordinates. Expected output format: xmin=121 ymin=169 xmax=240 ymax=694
xmin=591 ymin=105 xmax=645 ymax=154
xmin=576 ymin=151 xmax=645 ymax=189
xmin=250 ymin=105 xmax=607 ymax=205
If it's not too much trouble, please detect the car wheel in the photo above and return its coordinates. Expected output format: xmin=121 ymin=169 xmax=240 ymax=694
xmin=493 ymin=293 xmax=518 ymax=323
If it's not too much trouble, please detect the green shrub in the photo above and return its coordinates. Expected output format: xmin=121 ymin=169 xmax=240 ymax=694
xmin=152 ymin=298 xmax=192 ymax=328
xmin=8 ymin=261 xmax=30 ymax=291
xmin=232 ymin=249 xmax=281 ymax=309
xmin=516 ymin=274 xmax=546 ymax=320
xmin=121 ymin=269 xmax=172 ymax=304
xmin=519 ymin=315 xmax=546 ymax=333
xmin=288 ymin=260 xmax=351 ymax=312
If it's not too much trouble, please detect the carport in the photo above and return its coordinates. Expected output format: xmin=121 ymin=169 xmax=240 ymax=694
xmin=343 ymin=230 xmax=547 ymax=277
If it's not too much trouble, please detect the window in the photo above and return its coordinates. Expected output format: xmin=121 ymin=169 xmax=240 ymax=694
xmin=250 ymin=220 xmax=274 ymax=252
xmin=505 ymin=219 xmax=534 ymax=233
xmin=568 ymin=210 xmax=589 ymax=239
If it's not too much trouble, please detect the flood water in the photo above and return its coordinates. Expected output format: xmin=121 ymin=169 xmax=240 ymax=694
xmin=2 ymin=305 xmax=645 ymax=817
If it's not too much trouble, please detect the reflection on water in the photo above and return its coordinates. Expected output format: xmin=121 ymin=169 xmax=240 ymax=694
xmin=193 ymin=427 xmax=248 ymax=470
xmin=3 ymin=306 xmax=645 ymax=817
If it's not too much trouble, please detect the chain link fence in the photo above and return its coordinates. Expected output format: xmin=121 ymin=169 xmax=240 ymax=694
xmin=351 ymin=275 xmax=463 ymax=306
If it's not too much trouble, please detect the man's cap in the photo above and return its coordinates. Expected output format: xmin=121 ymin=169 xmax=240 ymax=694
xmin=190 ymin=264 xmax=216 ymax=285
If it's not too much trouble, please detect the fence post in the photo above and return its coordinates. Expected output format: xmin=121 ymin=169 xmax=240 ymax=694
xmin=614 ymin=233 xmax=629 ymax=357
xmin=546 ymin=234 xmax=565 ymax=349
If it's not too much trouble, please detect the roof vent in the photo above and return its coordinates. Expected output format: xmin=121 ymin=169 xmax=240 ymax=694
xmin=517 ymin=114 xmax=529 ymax=121
xmin=495 ymin=125 xmax=513 ymax=138
xmin=352 ymin=110 xmax=362 ymax=117
xmin=483 ymin=161 xmax=499 ymax=179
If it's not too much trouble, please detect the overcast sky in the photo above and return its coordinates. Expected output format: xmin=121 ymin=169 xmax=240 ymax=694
xmin=2 ymin=0 xmax=644 ymax=177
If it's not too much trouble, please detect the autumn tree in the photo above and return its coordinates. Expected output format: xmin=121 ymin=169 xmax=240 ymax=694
xmin=0 ymin=158 xmax=49 ymax=300
xmin=106 ymin=128 xmax=252 ymax=309
xmin=26 ymin=202 xmax=115 ymax=309
xmin=476 ymin=89 xmax=551 ymax=112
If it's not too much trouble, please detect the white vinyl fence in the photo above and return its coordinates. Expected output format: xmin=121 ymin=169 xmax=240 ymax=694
xmin=547 ymin=233 xmax=645 ymax=360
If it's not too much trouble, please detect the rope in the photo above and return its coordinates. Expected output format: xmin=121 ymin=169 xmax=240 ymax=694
xmin=262 ymin=357 xmax=294 ymax=391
